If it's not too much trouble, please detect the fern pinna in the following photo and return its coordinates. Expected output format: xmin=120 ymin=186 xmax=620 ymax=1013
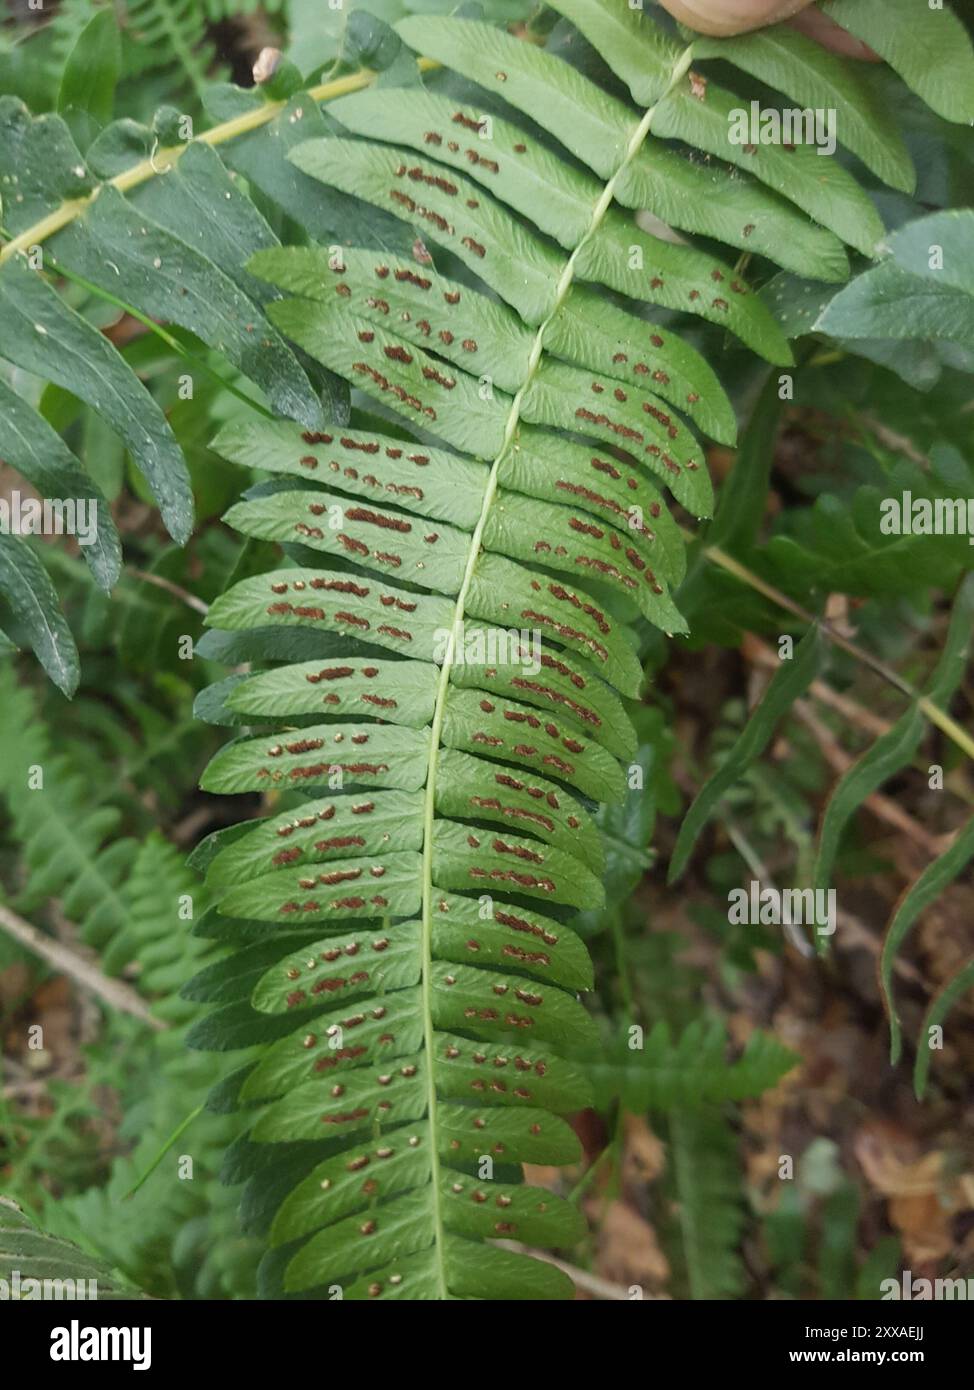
xmin=2 ymin=0 xmax=972 ymax=1300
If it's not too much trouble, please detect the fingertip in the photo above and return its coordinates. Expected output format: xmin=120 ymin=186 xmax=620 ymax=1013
xmin=655 ymin=0 xmax=815 ymax=39
xmin=789 ymin=9 xmax=882 ymax=59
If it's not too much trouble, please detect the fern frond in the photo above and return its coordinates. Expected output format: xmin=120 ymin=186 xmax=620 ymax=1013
xmin=177 ymin=2 xmax=974 ymax=1300
xmin=913 ymin=955 xmax=974 ymax=1100
xmin=667 ymin=1107 xmax=746 ymax=1300
xmin=0 ymin=663 xmax=134 ymax=949
xmin=201 ymin=0 xmax=287 ymax=17
xmin=2 ymin=1 xmax=969 ymax=686
xmin=47 ymin=0 xmax=114 ymax=86
xmin=822 ymin=0 xmax=974 ymax=123
xmin=0 ymin=672 xmax=257 ymax=1296
xmin=122 ymin=0 xmax=216 ymax=92
xmin=37 ymin=832 xmax=262 ymax=1298
xmin=3 ymin=0 xmax=973 ymax=1299
xmin=881 ymin=814 xmax=974 ymax=1074
xmin=590 ymin=1021 xmax=798 ymax=1110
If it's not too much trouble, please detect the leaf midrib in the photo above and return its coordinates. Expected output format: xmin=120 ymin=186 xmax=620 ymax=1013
xmin=417 ymin=39 xmax=697 ymax=1298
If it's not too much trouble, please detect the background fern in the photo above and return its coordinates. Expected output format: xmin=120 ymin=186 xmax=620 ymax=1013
xmin=0 ymin=660 xmax=261 ymax=1297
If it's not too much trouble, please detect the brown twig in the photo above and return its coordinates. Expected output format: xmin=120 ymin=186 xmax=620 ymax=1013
xmin=0 ymin=902 xmax=166 ymax=1031
xmin=791 ymin=700 xmax=948 ymax=857
xmin=125 ymin=568 xmax=209 ymax=616
xmin=698 ymin=538 xmax=974 ymax=765
xmin=743 ymin=634 xmax=893 ymax=740
xmin=858 ymin=415 xmax=929 ymax=470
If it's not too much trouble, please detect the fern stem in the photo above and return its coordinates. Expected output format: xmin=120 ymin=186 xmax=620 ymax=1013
xmin=122 ymin=1103 xmax=205 ymax=1199
xmin=417 ymin=41 xmax=697 ymax=1296
xmin=566 ymin=1141 xmax=614 ymax=1206
xmin=917 ymin=699 xmax=974 ymax=763
xmin=699 ymin=539 xmax=974 ymax=766
xmin=0 ymin=61 xmax=439 ymax=268
xmin=126 ymin=568 xmax=209 ymax=616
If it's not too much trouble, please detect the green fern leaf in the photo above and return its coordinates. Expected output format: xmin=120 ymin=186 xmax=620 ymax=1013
xmin=882 ymin=815 xmax=974 ymax=1069
xmin=40 ymin=833 xmax=262 ymax=1298
xmin=814 ymin=574 xmax=974 ymax=894
xmin=668 ymin=1108 xmax=746 ymax=1300
xmin=0 ymin=663 xmax=134 ymax=941
xmin=180 ymin=2 xmax=974 ymax=1298
xmin=0 ymin=246 xmax=193 ymax=544
xmin=548 ymin=0 xmax=884 ymax=255
xmin=914 ymin=956 xmax=974 ymax=1100
xmin=0 ymin=379 xmax=121 ymax=591
xmin=328 ymin=79 xmax=848 ymax=281
xmin=822 ymin=0 xmax=974 ymax=123
xmin=591 ymin=1020 xmax=798 ymax=1110
xmin=0 ymin=1197 xmax=141 ymax=1300
xmin=124 ymin=0 xmax=216 ymax=93
xmin=0 ymin=537 xmax=81 ymax=696
xmin=3 ymin=0 xmax=966 ymax=685
xmin=670 ymin=627 xmax=825 ymax=882
xmin=688 ymin=22 xmax=915 ymax=193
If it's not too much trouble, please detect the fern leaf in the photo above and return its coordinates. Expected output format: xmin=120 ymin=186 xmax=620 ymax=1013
xmin=591 ymin=1020 xmax=798 ymax=1110
xmin=329 ymin=81 xmax=848 ymax=281
xmin=205 ymin=86 xmax=417 ymax=256
xmin=124 ymin=0 xmax=215 ymax=94
xmin=41 ymin=833 xmax=262 ymax=1298
xmin=0 ymin=379 xmax=120 ymax=591
xmin=57 ymin=9 xmax=121 ymax=152
xmin=1 ymin=0 xmax=970 ymax=692
xmin=688 ymin=23 xmax=915 ymax=193
xmin=0 ymin=538 xmax=81 ymax=696
xmin=668 ymin=1108 xmax=746 ymax=1300
xmin=181 ymin=4 xmax=974 ymax=1298
xmin=0 ymin=250 xmax=192 ymax=544
xmin=0 ymin=664 xmax=133 ymax=944
xmin=766 ymin=459 xmax=974 ymax=598
xmin=289 ymin=127 xmax=790 ymax=361
xmin=822 ymin=0 xmax=974 ymax=123
xmin=669 ymin=627 xmax=825 ymax=882
xmin=914 ymin=956 xmax=974 ymax=1100
xmin=0 ymin=1197 xmax=141 ymax=1300
xmin=814 ymin=706 xmax=926 ymax=891
xmin=49 ymin=189 xmax=321 ymax=426
xmin=195 ymin=15 xmax=718 ymax=1298
xmin=547 ymin=0 xmax=885 ymax=255
xmin=814 ymin=574 xmax=974 ymax=894
xmin=882 ymin=815 xmax=974 ymax=1067
xmin=48 ymin=0 xmax=110 ymax=79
